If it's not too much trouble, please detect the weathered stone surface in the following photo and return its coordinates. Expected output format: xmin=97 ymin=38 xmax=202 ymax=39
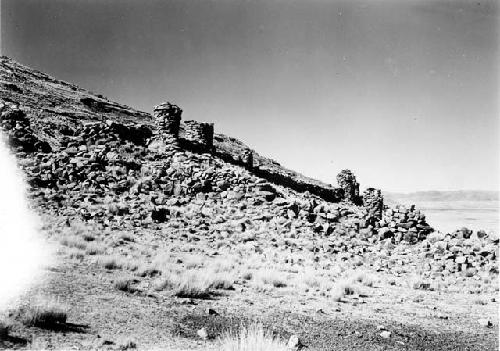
xmin=363 ymin=187 xmax=383 ymax=223
xmin=181 ymin=120 xmax=214 ymax=153
xmin=337 ymin=169 xmax=360 ymax=204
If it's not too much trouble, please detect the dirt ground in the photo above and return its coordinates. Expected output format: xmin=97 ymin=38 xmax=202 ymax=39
xmin=2 ymin=227 xmax=498 ymax=351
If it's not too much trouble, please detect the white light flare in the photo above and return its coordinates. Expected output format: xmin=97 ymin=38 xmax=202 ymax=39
xmin=0 ymin=135 xmax=52 ymax=311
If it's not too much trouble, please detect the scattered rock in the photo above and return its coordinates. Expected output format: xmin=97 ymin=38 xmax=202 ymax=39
xmin=478 ymin=319 xmax=493 ymax=328
xmin=287 ymin=334 xmax=301 ymax=350
xmin=380 ymin=330 xmax=391 ymax=339
xmin=205 ymin=308 xmax=218 ymax=315
xmin=197 ymin=327 xmax=208 ymax=340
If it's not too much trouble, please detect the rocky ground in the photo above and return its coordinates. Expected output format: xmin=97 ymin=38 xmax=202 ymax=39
xmin=0 ymin=56 xmax=498 ymax=350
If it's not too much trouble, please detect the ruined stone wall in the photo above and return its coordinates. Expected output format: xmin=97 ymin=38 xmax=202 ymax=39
xmin=378 ymin=204 xmax=433 ymax=243
xmin=363 ymin=187 xmax=384 ymax=222
xmin=182 ymin=120 xmax=214 ymax=153
xmin=148 ymin=102 xmax=182 ymax=153
xmin=240 ymin=149 xmax=253 ymax=169
xmin=336 ymin=169 xmax=360 ymax=204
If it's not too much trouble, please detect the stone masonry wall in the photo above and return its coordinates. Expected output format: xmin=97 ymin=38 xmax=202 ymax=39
xmin=363 ymin=187 xmax=384 ymax=223
xmin=337 ymin=169 xmax=360 ymax=204
xmin=148 ymin=102 xmax=182 ymax=153
xmin=182 ymin=120 xmax=214 ymax=153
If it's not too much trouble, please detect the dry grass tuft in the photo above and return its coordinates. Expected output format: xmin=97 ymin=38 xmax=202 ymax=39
xmin=353 ymin=271 xmax=377 ymax=287
xmin=242 ymin=271 xmax=253 ymax=281
xmin=15 ymin=298 xmax=67 ymax=328
xmin=332 ymin=280 xmax=357 ymax=302
xmin=153 ymin=272 xmax=180 ymax=291
xmin=60 ymin=236 xmax=87 ymax=250
xmin=0 ymin=318 xmax=12 ymax=338
xmin=174 ymin=272 xmax=211 ymax=298
xmin=85 ymin=242 xmax=105 ymax=256
xmin=218 ymin=323 xmax=288 ymax=351
xmin=209 ymin=275 xmax=235 ymax=290
xmin=256 ymin=270 xmax=287 ymax=288
xmin=114 ymin=279 xmax=138 ymax=293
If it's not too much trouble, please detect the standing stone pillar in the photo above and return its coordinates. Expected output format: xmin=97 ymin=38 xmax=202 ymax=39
xmin=149 ymin=102 xmax=182 ymax=152
xmin=336 ymin=169 xmax=360 ymax=204
xmin=241 ymin=149 xmax=253 ymax=169
xmin=363 ymin=188 xmax=384 ymax=222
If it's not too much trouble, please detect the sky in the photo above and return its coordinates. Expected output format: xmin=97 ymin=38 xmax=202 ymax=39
xmin=1 ymin=0 xmax=498 ymax=192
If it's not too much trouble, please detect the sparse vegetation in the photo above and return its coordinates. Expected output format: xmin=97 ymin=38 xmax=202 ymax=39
xmin=218 ymin=323 xmax=288 ymax=351
xmin=98 ymin=255 xmax=124 ymax=270
xmin=114 ymin=279 xmax=138 ymax=293
xmin=0 ymin=318 xmax=11 ymax=338
xmin=256 ymin=270 xmax=287 ymax=288
xmin=242 ymin=271 xmax=253 ymax=281
xmin=174 ymin=272 xmax=211 ymax=298
xmin=85 ymin=242 xmax=105 ymax=255
xmin=353 ymin=271 xmax=377 ymax=287
xmin=209 ymin=275 xmax=235 ymax=290
xmin=332 ymin=280 xmax=357 ymax=302
xmin=14 ymin=298 xmax=67 ymax=329
xmin=60 ymin=236 xmax=87 ymax=250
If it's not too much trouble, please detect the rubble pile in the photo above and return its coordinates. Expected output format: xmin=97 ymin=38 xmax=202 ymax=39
xmin=377 ymin=205 xmax=434 ymax=244
xmin=0 ymin=81 xmax=497 ymax=280
xmin=0 ymin=102 xmax=51 ymax=153
xmin=421 ymin=229 xmax=499 ymax=276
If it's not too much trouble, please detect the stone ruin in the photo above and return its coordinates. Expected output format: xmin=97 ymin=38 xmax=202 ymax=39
xmin=336 ymin=169 xmax=360 ymax=204
xmin=148 ymin=102 xmax=183 ymax=153
xmin=362 ymin=187 xmax=384 ymax=223
xmin=148 ymin=101 xmax=216 ymax=155
xmin=240 ymin=149 xmax=253 ymax=169
xmin=182 ymin=120 xmax=214 ymax=153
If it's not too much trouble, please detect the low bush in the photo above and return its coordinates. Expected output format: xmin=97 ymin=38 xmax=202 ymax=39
xmin=218 ymin=323 xmax=288 ymax=351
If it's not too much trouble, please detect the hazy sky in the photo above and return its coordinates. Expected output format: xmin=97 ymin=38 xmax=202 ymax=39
xmin=1 ymin=0 xmax=498 ymax=192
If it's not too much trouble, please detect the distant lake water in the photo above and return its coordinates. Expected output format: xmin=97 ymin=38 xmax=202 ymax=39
xmin=402 ymin=200 xmax=499 ymax=234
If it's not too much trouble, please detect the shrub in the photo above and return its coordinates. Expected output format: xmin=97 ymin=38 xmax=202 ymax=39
xmin=218 ymin=323 xmax=288 ymax=351
xmin=98 ymin=255 xmax=124 ymax=270
xmin=119 ymin=232 xmax=134 ymax=242
xmin=136 ymin=265 xmax=161 ymax=277
xmin=209 ymin=276 xmax=234 ymax=290
xmin=153 ymin=273 xmax=179 ymax=291
xmin=332 ymin=280 xmax=357 ymax=302
xmin=60 ymin=236 xmax=87 ymax=250
xmin=82 ymin=233 xmax=96 ymax=242
xmin=242 ymin=271 xmax=253 ymax=281
xmin=117 ymin=337 xmax=137 ymax=350
xmin=114 ymin=279 xmax=138 ymax=293
xmin=0 ymin=318 xmax=11 ymax=338
xmin=173 ymin=272 xmax=211 ymax=299
xmin=353 ymin=271 xmax=376 ymax=287
xmin=184 ymin=256 xmax=204 ymax=270
xmin=15 ymin=299 xmax=67 ymax=328
xmin=85 ymin=242 xmax=105 ymax=256
xmin=258 ymin=270 xmax=287 ymax=288
xmin=67 ymin=248 xmax=85 ymax=260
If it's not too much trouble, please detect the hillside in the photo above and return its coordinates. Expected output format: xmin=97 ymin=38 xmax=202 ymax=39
xmin=0 ymin=56 xmax=498 ymax=350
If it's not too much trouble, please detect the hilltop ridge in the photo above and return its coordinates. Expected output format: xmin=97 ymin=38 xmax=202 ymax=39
xmin=0 ymin=55 xmax=342 ymax=203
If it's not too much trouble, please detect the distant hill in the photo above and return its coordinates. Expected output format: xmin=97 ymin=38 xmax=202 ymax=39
xmin=384 ymin=190 xmax=499 ymax=204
